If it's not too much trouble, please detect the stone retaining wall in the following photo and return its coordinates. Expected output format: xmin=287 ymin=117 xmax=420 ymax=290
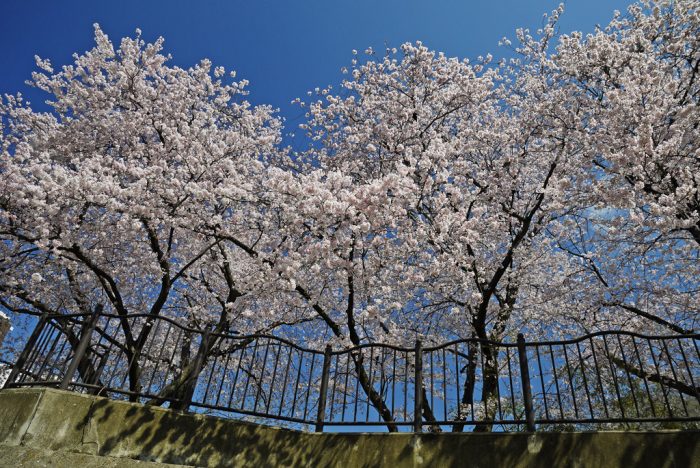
xmin=0 ymin=387 xmax=697 ymax=467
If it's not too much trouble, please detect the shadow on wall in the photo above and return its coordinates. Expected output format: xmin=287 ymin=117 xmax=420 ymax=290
xmin=74 ymin=395 xmax=699 ymax=468
xmin=77 ymin=397 xmax=387 ymax=467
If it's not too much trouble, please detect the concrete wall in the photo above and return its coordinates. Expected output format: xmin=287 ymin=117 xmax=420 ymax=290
xmin=0 ymin=387 xmax=697 ymax=467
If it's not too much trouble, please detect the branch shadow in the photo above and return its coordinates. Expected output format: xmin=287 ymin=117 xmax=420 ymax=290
xmin=74 ymin=398 xmax=699 ymax=467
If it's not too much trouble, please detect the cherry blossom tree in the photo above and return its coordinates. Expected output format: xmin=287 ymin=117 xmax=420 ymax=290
xmin=548 ymin=0 xmax=700 ymax=335
xmin=1 ymin=0 xmax=697 ymax=431
xmin=294 ymin=33 xmax=590 ymax=428
xmin=292 ymin=0 xmax=698 ymax=429
xmin=0 ymin=25 xmax=307 ymax=399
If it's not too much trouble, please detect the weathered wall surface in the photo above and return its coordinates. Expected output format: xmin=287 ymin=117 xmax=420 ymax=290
xmin=0 ymin=444 xmax=188 ymax=468
xmin=0 ymin=387 xmax=697 ymax=467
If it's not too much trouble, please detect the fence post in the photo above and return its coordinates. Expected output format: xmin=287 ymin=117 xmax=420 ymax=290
xmin=414 ymin=339 xmax=423 ymax=433
xmin=60 ymin=305 xmax=102 ymax=390
xmin=315 ymin=345 xmax=333 ymax=432
xmin=517 ymin=333 xmax=536 ymax=432
xmin=180 ymin=330 xmax=210 ymax=411
xmin=4 ymin=311 xmax=50 ymax=389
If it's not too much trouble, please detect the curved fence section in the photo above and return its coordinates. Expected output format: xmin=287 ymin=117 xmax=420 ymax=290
xmin=3 ymin=310 xmax=699 ymax=432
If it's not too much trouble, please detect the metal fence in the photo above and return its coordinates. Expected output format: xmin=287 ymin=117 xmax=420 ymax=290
xmin=3 ymin=309 xmax=699 ymax=432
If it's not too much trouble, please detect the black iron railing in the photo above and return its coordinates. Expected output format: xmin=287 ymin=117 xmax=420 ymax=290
xmin=3 ymin=309 xmax=699 ymax=432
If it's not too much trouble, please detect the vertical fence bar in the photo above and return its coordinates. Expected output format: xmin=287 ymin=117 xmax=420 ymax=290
xmin=414 ymin=339 xmax=423 ymax=433
xmin=517 ymin=333 xmax=536 ymax=432
xmin=4 ymin=311 xmax=50 ymax=388
xmin=315 ymin=345 xmax=333 ymax=432
xmin=20 ymin=320 xmax=53 ymax=382
xmin=60 ymin=305 xmax=102 ymax=390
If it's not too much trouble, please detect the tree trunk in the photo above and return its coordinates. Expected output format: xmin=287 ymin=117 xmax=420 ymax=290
xmin=349 ymin=351 xmax=398 ymax=432
xmin=474 ymin=342 xmax=499 ymax=432
xmin=452 ymin=340 xmax=478 ymax=432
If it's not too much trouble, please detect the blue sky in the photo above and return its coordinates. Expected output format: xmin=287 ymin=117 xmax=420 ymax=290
xmin=1 ymin=0 xmax=631 ymax=147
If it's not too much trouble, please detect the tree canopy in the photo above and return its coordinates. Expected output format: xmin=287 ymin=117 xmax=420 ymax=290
xmin=0 ymin=0 xmax=697 ymax=426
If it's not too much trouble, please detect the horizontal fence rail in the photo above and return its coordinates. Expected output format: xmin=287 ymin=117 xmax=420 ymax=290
xmin=3 ymin=310 xmax=699 ymax=433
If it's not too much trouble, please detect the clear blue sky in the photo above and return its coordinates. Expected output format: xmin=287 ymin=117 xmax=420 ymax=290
xmin=1 ymin=0 xmax=631 ymax=146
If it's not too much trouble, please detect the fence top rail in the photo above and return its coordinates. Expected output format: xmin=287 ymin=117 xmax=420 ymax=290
xmin=415 ymin=328 xmax=700 ymax=353
xmin=20 ymin=311 xmax=700 ymax=354
xmin=516 ymin=329 xmax=700 ymax=347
